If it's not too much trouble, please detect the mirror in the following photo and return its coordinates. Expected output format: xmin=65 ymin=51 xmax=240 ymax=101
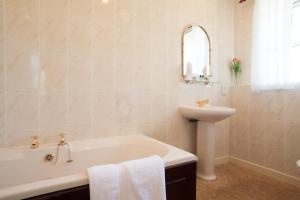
xmin=182 ymin=25 xmax=211 ymax=82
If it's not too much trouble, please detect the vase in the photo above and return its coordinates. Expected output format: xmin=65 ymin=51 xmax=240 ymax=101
xmin=233 ymin=73 xmax=239 ymax=85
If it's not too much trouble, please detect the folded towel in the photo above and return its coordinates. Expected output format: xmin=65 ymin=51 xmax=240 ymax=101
xmin=87 ymin=155 xmax=166 ymax=200
xmin=87 ymin=164 xmax=120 ymax=200
xmin=121 ymin=156 xmax=166 ymax=200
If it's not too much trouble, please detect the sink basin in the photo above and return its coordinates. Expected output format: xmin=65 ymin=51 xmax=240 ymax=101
xmin=179 ymin=105 xmax=235 ymax=123
xmin=179 ymin=105 xmax=235 ymax=181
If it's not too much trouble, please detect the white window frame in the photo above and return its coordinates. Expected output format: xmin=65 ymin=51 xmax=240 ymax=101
xmin=292 ymin=0 xmax=300 ymax=48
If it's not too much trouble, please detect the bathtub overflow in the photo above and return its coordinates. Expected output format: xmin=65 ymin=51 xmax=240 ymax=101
xmin=45 ymin=153 xmax=54 ymax=162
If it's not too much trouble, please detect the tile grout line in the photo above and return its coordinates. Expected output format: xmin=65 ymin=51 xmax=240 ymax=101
xmin=3 ymin=0 xmax=7 ymax=146
xmin=66 ymin=0 xmax=70 ymax=138
xmin=90 ymin=0 xmax=95 ymax=138
xmin=37 ymin=0 xmax=41 ymax=139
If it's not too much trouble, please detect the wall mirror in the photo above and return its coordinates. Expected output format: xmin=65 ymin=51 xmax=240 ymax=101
xmin=182 ymin=25 xmax=211 ymax=82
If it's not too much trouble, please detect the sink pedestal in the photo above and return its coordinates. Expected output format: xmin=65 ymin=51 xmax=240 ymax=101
xmin=197 ymin=121 xmax=216 ymax=180
xmin=178 ymin=105 xmax=235 ymax=181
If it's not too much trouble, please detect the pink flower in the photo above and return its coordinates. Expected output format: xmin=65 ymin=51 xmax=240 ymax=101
xmin=232 ymin=57 xmax=240 ymax=62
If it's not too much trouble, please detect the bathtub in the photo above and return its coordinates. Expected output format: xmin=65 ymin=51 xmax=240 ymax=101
xmin=0 ymin=135 xmax=198 ymax=200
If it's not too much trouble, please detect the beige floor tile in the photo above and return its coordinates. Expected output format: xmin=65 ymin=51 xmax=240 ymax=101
xmin=197 ymin=163 xmax=300 ymax=200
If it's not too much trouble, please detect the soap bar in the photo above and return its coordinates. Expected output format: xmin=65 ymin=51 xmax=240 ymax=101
xmin=196 ymin=99 xmax=209 ymax=107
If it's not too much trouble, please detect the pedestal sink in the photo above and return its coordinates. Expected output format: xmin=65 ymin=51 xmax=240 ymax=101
xmin=179 ymin=105 xmax=235 ymax=180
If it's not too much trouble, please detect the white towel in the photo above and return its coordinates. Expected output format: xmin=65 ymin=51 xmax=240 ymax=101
xmin=120 ymin=156 xmax=166 ymax=200
xmin=87 ymin=155 xmax=166 ymax=200
xmin=87 ymin=164 xmax=120 ymax=200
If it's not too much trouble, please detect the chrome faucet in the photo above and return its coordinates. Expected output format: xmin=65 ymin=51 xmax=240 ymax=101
xmin=54 ymin=133 xmax=73 ymax=163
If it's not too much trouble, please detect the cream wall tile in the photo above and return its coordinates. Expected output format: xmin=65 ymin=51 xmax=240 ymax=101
xmin=132 ymin=92 xmax=151 ymax=124
xmin=0 ymin=1 xmax=4 ymax=92
xmin=132 ymin=10 xmax=151 ymax=91
xmin=0 ymin=131 xmax=5 ymax=146
xmin=40 ymin=91 xmax=66 ymax=132
xmin=6 ymin=49 xmax=40 ymax=91
xmin=6 ymin=91 xmax=38 ymax=131
xmin=0 ymin=29 xmax=4 ymax=143
xmin=67 ymin=91 xmax=91 ymax=127
xmin=69 ymin=0 xmax=92 ymax=19
xmin=111 ymin=91 xmax=135 ymax=123
xmin=113 ymin=1 xmax=136 ymax=91
xmin=0 ymin=51 xmax=4 ymax=92
xmin=92 ymin=0 xmax=116 ymax=48
xmin=180 ymin=117 xmax=197 ymax=153
xmin=92 ymin=92 xmax=114 ymax=126
xmin=5 ymin=0 xmax=37 ymax=11
xmin=229 ymin=85 xmax=300 ymax=179
xmin=92 ymin=54 xmax=115 ymax=92
xmin=0 ymin=91 xmax=4 ymax=132
xmin=149 ymin=7 xmax=168 ymax=92
xmin=68 ymin=0 xmax=92 ymax=57
xmin=150 ymin=93 xmax=168 ymax=124
xmin=166 ymin=113 xmax=182 ymax=148
xmin=264 ymin=91 xmax=286 ymax=120
xmin=216 ymin=0 xmax=234 ymax=85
xmin=93 ymin=0 xmax=116 ymax=20
xmin=40 ymin=0 xmax=68 ymax=20
xmin=230 ymin=86 xmax=250 ymax=116
xmin=6 ymin=130 xmax=35 ymax=147
xmin=263 ymin=119 xmax=285 ymax=172
xmin=114 ymin=50 xmax=134 ymax=90
xmin=230 ymin=115 xmax=249 ymax=159
xmin=150 ymin=122 xmax=167 ymax=142
xmin=66 ymin=123 xmax=93 ymax=141
xmin=215 ymin=120 xmax=230 ymax=157
xmin=92 ymin=19 xmax=115 ymax=91
xmin=68 ymin=55 xmax=91 ymax=91
xmin=150 ymin=51 xmax=168 ymax=92
xmin=249 ymin=91 xmax=267 ymax=118
xmin=40 ymin=52 xmax=66 ymax=90
xmin=40 ymin=0 xmax=67 ymax=53
xmin=248 ymin=117 xmax=265 ymax=165
xmin=234 ymin=0 xmax=254 ymax=85
xmin=40 ymin=18 xmax=67 ymax=54
xmin=68 ymin=17 xmax=92 ymax=57
xmin=5 ymin=0 xmax=38 ymax=51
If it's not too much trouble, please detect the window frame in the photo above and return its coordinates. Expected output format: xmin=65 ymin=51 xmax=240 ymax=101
xmin=292 ymin=0 xmax=300 ymax=47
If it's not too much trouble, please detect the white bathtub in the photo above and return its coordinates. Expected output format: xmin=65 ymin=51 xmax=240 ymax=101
xmin=0 ymin=135 xmax=197 ymax=200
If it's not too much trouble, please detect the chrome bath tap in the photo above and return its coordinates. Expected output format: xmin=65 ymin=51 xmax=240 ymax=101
xmin=54 ymin=133 xmax=73 ymax=164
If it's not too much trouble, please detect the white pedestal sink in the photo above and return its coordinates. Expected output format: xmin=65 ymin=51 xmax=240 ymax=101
xmin=179 ymin=105 xmax=235 ymax=180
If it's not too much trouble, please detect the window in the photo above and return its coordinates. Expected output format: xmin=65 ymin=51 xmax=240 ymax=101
xmin=251 ymin=0 xmax=300 ymax=91
xmin=291 ymin=0 xmax=300 ymax=83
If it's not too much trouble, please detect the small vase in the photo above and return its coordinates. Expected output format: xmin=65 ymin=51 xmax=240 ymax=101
xmin=234 ymin=76 xmax=238 ymax=85
xmin=233 ymin=73 xmax=239 ymax=85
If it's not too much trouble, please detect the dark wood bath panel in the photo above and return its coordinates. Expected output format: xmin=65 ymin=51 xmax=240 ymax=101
xmin=25 ymin=161 xmax=197 ymax=200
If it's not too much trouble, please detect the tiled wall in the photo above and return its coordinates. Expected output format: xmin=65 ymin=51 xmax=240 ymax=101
xmin=0 ymin=0 xmax=234 ymax=157
xmin=230 ymin=86 xmax=300 ymax=178
xmin=231 ymin=0 xmax=300 ymax=178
